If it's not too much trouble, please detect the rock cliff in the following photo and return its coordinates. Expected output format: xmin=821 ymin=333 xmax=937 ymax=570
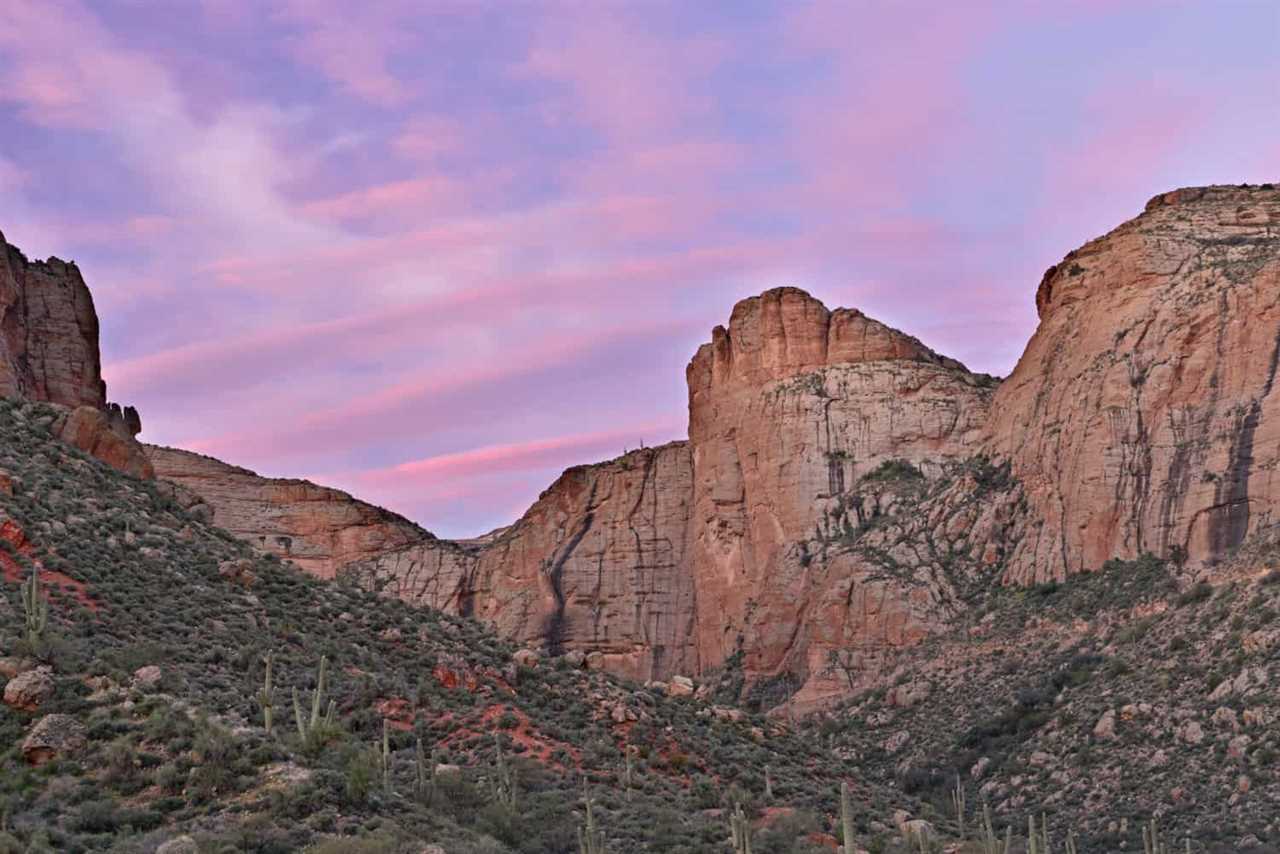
xmin=987 ymin=184 xmax=1280 ymax=581
xmin=345 ymin=442 xmax=698 ymax=683
xmin=682 ymin=287 xmax=1002 ymax=705
xmin=145 ymin=445 xmax=427 ymax=579
xmin=0 ymin=231 xmax=151 ymax=478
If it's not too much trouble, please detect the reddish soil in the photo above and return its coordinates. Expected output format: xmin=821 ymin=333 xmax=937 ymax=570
xmin=0 ymin=519 xmax=100 ymax=613
xmin=438 ymin=703 xmax=581 ymax=771
xmin=375 ymin=697 xmax=415 ymax=732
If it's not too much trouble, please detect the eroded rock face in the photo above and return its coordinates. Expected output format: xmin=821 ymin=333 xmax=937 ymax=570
xmin=0 ymin=234 xmax=104 ymax=408
xmin=987 ymin=185 xmax=1280 ymax=581
xmin=347 ymin=442 xmax=697 ymax=683
xmin=52 ymin=404 xmax=153 ymax=479
xmin=145 ymin=445 xmax=428 ymax=579
xmin=685 ymin=289 xmax=997 ymax=683
xmin=0 ymin=232 xmax=150 ymax=476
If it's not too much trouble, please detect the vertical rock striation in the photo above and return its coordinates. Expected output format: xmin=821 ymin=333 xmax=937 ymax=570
xmin=987 ymin=185 xmax=1280 ymax=581
xmin=346 ymin=442 xmax=698 ymax=683
xmin=682 ymin=287 xmax=1002 ymax=705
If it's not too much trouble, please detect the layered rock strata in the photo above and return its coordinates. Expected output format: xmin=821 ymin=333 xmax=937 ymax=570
xmin=145 ymin=445 xmax=428 ymax=579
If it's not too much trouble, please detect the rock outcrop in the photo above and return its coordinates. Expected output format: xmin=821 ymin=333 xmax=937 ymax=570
xmin=344 ymin=290 xmax=1001 ymax=698
xmin=0 ymin=231 xmax=150 ymax=477
xmin=145 ymin=445 xmax=428 ymax=579
xmin=682 ymin=288 xmax=1001 ymax=703
xmin=988 ymin=184 xmax=1280 ymax=581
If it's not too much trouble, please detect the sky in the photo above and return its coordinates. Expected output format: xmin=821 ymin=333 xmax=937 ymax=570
xmin=1 ymin=1 xmax=1278 ymax=537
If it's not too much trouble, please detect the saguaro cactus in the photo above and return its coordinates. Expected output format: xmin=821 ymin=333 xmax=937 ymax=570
xmin=841 ymin=782 xmax=855 ymax=854
xmin=293 ymin=655 xmax=336 ymax=748
xmin=578 ymin=790 xmax=606 ymax=854
xmin=379 ymin=719 xmax=392 ymax=795
xmin=415 ymin=737 xmax=436 ymax=805
xmin=21 ymin=568 xmax=47 ymax=652
xmin=489 ymin=732 xmax=518 ymax=809
xmin=257 ymin=652 xmax=274 ymax=734
xmin=623 ymin=745 xmax=635 ymax=802
xmin=951 ymin=775 xmax=966 ymax=840
xmin=981 ymin=803 xmax=1012 ymax=854
xmin=729 ymin=802 xmax=753 ymax=854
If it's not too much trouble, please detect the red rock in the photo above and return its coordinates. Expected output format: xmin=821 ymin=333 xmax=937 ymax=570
xmin=146 ymin=445 xmax=427 ymax=579
xmin=0 ymin=232 xmax=150 ymax=477
xmin=114 ymin=185 xmax=1280 ymax=710
xmin=989 ymin=185 xmax=1280 ymax=580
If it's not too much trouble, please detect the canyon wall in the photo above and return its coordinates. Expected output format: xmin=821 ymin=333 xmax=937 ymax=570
xmin=682 ymin=288 xmax=1003 ymax=704
xmin=346 ymin=442 xmax=698 ymax=683
xmin=988 ymin=184 xmax=1280 ymax=582
xmin=146 ymin=445 xmax=429 ymax=579
xmin=0 ymin=231 xmax=151 ymax=478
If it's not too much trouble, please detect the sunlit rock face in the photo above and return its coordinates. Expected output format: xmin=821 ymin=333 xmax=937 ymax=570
xmin=988 ymin=185 xmax=1280 ymax=582
xmin=145 ymin=444 xmax=429 ymax=579
xmin=0 ymin=231 xmax=151 ymax=478
xmin=682 ymin=287 xmax=1000 ymax=705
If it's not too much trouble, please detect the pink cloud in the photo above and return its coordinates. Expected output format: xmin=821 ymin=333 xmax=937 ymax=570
xmin=355 ymin=424 xmax=681 ymax=486
xmin=392 ymin=116 xmax=467 ymax=163
xmin=301 ymin=175 xmax=462 ymax=223
xmin=275 ymin=0 xmax=416 ymax=107
xmin=518 ymin=9 xmax=730 ymax=143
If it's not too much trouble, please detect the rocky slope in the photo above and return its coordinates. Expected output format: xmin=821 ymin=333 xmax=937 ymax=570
xmin=988 ymin=184 xmax=1280 ymax=582
xmin=0 ymin=231 xmax=151 ymax=478
xmin=0 ymin=397 xmax=919 ymax=853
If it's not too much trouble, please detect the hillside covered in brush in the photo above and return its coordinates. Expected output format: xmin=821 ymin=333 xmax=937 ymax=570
xmin=0 ymin=396 xmax=925 ymax=853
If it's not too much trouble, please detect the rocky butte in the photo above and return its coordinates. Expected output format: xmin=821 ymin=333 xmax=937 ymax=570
xmin=6 ymin=183 xmax=1280 ymax=710
xmin=0 ymin=231 xmax=150 ymax=479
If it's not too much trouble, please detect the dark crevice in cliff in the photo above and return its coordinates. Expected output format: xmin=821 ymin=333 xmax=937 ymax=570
xmin=542 ymin=482 xmax=598 ymax=656
xmin=1210 ymin=325 xmax=1280 ymax=558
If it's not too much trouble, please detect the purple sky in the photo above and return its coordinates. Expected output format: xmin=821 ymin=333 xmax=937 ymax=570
xmin=2 ymin=1 xmax=1278 ymax=537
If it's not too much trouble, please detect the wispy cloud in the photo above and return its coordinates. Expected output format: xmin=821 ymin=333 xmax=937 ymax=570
xmin=1 ymin=0 xmax=1276 ymax=536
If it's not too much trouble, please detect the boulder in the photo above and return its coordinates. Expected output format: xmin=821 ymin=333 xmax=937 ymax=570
xmin=512 ymin=648 xmax=540 ymax=669
xmin=668 ymin=675 xmax=695 ymax=697
xmin=21 ymin=714 xmax=87 ymax=765
xmin=2 ymin=666 xmax=54 ymax=712
xmin=132 ymin=665 xmax=162 ymax=691
xmin=156 ymin=837 xmax=199 ymax=854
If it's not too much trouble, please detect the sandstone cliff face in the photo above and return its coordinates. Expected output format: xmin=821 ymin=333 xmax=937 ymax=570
xmin=683 ymin=287 xmax=1001 ymax=705
xmin=346 ymin=442 xmax=698 ymax=683
xmin=0 ymin=233 xmax=104 ymax=409
xmin=987 ymin=185 xmax=1280 ymax=582
xmin=0 ymin=231 xmax=150 ymax=477
xmin=145 ymin=445 xmax=426 ymax=579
